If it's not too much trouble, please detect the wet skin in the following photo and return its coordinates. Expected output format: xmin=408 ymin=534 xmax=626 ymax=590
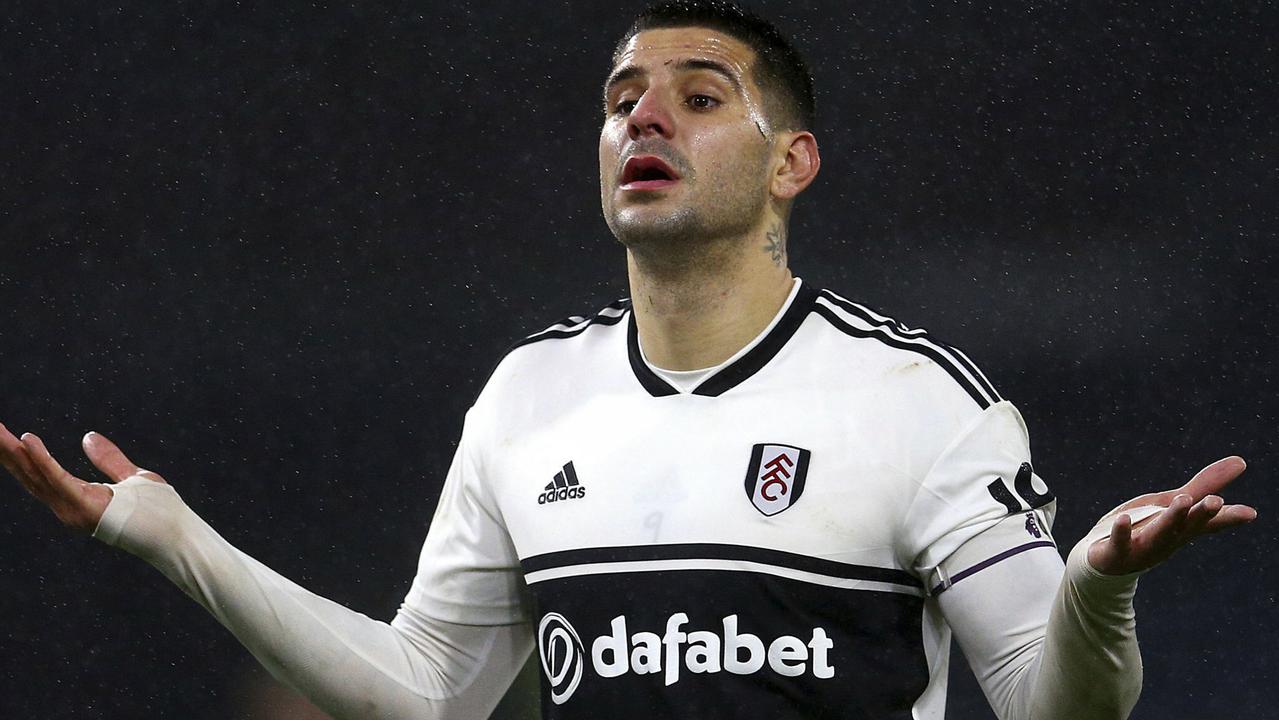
xmin=599 ymin=27 xmax=778 ymax=247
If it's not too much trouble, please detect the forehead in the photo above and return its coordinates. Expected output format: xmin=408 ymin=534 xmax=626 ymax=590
xmin=610 ymin=26 xmax=758 ymax=78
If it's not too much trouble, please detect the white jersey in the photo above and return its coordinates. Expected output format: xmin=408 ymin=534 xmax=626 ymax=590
xmin=405 ymin=278 xmax=1058 ymax=719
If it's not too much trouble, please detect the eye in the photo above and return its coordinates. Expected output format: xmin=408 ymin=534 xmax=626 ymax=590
xmin=688 ymin=94 xmax=719 ymax=110
xmin=614 ymin=99 xmax=638 ymax=115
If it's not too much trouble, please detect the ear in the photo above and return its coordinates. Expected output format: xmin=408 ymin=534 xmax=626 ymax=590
xmin=770 ymin=131 xmax=821 ymax=200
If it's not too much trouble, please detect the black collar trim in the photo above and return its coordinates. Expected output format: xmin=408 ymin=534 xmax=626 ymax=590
xmin=627 ymin=310 xmax=681 ymax=396
xmin=626 ymin=283 xmax=820 ymax=398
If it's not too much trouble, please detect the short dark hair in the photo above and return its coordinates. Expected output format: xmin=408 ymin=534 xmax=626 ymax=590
xmin=615 ymin=0 xmax=816 ymax=131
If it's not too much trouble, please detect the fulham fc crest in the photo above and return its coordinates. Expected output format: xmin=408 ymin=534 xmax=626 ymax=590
xmin=744 ymin=443 xmax=811 ymax=516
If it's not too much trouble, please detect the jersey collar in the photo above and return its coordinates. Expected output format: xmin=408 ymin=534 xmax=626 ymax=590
xmin=626 ymin=281 xmax=820 ymax=398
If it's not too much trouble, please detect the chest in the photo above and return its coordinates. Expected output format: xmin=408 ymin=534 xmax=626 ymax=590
xmin=490 ymin=392 xmax=921 ymax=568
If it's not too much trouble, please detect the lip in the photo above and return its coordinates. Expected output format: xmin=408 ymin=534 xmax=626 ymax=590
xmin=619 ymin=154 xmax=681 ymax=191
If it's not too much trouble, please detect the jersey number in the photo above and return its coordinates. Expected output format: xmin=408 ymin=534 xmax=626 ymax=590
xmin=986 ymin=462 xmax=1054 ymax=514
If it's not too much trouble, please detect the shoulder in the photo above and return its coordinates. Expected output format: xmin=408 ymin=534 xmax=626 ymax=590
xmin=804 ymin=285 xmax=1003 ymax=412
xmin=472 ymin=296 xmax=632 ymax=406
xmin=507 ymin=297 xmax=631 ymax=353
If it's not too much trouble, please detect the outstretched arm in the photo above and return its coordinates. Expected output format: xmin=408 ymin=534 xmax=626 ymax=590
xmin=1 ymin=424 xmax=532 ymax=720
xmin=940 ymin=456 xmax=1256 ymax=720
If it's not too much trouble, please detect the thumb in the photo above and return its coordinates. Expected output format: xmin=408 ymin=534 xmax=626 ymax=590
xmin=82 ymin=432 xmax=164 ymax=484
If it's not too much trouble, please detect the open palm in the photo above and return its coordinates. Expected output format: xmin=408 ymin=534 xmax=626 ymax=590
xmin=0 ymin=423 xmax=163 ymax=534
xmin=1087 ymin=456 xmax=1257 ymax=575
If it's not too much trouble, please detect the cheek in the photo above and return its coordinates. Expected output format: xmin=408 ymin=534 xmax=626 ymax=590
xmin=599 ymin=123 xmax=625 ymax=160
xmin=599 ymin=128 xmax=621 ymax=197
xmin=691 ymin=129 xmax=765 ymax=182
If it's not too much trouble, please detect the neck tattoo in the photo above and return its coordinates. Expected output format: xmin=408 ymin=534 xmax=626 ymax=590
xmin=763 ymin=224 xmax=786 ymax=267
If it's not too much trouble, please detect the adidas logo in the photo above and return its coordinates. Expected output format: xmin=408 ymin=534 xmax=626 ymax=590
xmin=538 ymin=461 xmax=586 ymax=504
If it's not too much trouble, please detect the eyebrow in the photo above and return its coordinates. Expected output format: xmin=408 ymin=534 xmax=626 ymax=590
xmin=603 ymin=57 xmax=745 ymax=100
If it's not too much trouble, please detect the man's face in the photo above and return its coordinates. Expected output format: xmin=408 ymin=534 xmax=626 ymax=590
xmin=599 ymin=27 xmax=776 ymax=251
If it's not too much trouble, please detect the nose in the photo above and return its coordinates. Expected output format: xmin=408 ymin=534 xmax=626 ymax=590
xmin=627 ymin=89 xmax=674 ymax=140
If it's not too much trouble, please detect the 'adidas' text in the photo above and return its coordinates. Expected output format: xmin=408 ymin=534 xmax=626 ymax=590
xmin=539 ymin=461 xmax=586 ymax=505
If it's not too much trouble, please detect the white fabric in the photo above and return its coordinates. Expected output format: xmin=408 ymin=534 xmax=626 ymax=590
xmin=938 ymin=508 xmax=1145 ymax=720
xmin=903 ymin=400 xmax=1051 ymax=576
xmin=402 ymin=408 xmax=530 ymax=626
xmin=94 ymin=476 xmax=533 ymax=720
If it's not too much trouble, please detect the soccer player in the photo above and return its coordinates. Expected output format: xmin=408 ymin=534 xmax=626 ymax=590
xmin=0 ymin=2 xmax=1257 ymax=718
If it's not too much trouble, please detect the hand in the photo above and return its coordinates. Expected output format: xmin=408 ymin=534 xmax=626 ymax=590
xmin=0 ymin=423 xmax=166 ymax=534
xmin=1087 ymin=456 xmax=1258 ymax=575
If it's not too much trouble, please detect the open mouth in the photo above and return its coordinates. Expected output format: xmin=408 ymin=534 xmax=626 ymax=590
xmin=620 ymin=155 xmax=681 ymax=190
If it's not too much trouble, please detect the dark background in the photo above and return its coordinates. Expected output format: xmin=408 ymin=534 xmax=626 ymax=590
xmin=2 ymin=1 xmax=1275 ymax=718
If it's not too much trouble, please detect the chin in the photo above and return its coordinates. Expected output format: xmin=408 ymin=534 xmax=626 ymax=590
xmin=607 ymin=206 xmax=704 ymax=249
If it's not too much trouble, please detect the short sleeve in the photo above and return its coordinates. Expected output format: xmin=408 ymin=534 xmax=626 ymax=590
xmin=900 ymin=400 xmax=1056 ymax=578
xmin=402 ymin=408 xmax=531 ymax=626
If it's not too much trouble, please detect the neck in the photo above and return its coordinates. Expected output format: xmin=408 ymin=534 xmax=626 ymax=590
xmin=627 ymin=219 xmax=794 ymax=371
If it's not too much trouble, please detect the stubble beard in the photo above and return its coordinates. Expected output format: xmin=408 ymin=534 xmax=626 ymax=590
xmin=608 ymin=203 xmax=707 ymax=253
xmin=604 ymin=176 xmax=769 ymax=278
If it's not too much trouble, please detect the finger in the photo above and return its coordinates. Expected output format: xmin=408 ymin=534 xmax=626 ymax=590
xmin=1087 ymin=513 xmax=1133 ymax=573
xmin=1106 ymin=456 xmax=1249 ymax=518
xmin=1185 ymin=494 xmax=1223 ymax=525
xmin=1177 ymin=495 xmax=1224 ymax=541
xmin=82 ymin=431 xmax=145 ymax=483
xmin=19 ymin=432 xmax=84 ymax=499
xmin=1201 ymin=504 xmax=1259 ymax=534
xmin=1106 ymin=490 xmax=1180 ymax=517
xmin=1111 ymin=513 xmax=1132 ymax=556
xmin=1134 ymin=493 xmax=1193 ymax=547
xmin=0 ymin=423 xmax=41 ymax=477
xmin=0 ymin=422 xmax=41 ymax=487
xmin=1178 ymin=456 xmax=1247 ymax=502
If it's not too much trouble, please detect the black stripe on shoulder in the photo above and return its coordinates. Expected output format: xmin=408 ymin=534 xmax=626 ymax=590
xmin=521 ymin=542 xmax=922 ymax=588
xmin=812 ymin=299 xmax=994 ymax=410
xmin=476 ymin=299 xmax=629 ymax=393
xmin=818 ymin=290 xmax=1002 ymax=404
xmin=934 ymin=339 xmax=1002 ymax=404
xmin=508 ymin=298 xmax=630 ymax=351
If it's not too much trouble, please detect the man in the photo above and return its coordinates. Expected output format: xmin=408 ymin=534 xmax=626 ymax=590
xmin=0 ymin=1 xmax=1257 ymax=718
